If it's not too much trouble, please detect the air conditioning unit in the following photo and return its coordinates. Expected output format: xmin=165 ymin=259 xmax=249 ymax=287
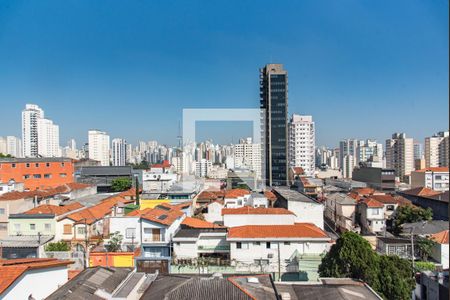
xmin=267 ymin=253 xmax=273 ymax=259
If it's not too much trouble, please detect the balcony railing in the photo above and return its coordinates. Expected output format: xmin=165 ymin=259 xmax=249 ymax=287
xmin=197 ymin=245 xmax=230 ymax=251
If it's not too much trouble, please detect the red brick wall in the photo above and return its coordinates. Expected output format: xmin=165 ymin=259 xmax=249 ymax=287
xmin=0 ymin=160 xmax=74 ymax=190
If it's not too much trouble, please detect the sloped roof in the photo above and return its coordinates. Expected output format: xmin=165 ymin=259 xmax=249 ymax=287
xmin=222 ymin=207 xmax=295 ymax=216
xmin=196 ymin=190 xmax=225 ymax=201
xmin=0 ymin=183 xmax=93 ymax=201
xmin=361 ymin=198 xmax=384 ymax=208
xmin=370 ymin=195 xmax=412 ymax=206
xmin=431 ymin=230 xmax=449 ymax=244
xmin=141 ymin=208 xmax=184 ymax=226
xmin=227 ymin=223 xmax=329 ymax=239
xmin=24 ymin=202 xmax=84 ymax=216
xmin=0 ymin=258 xmax=73 ymax=295
xmin=400 ymin=187 xmax=442 ymax=197
xmin=181 ymin=217 xmax=224 ymax=229
xmin=224 ymin=189 xmax=251 ymax=199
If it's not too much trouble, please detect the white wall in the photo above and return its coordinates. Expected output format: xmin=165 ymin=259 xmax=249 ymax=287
xmin=431 ymin=243 xmax=449 ymax=269
xmin=108 ymin=216 xmax=140 ymax=245
xmin=2 ymin=266 xmax=68 ymax=300
xmin=288 ymin=201 xmax=324 ymax=229
xmin=223 ymin=214 xmax=295 ymax=228
xmin=141 ymin=215 xmax=184 ymax=243
xmin=204 ymin=202 xmax=223 ymax=224
xmin=229 ymin=239 xmax=329 ymax=272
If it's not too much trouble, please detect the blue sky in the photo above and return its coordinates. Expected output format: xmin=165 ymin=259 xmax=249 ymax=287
xmin=0 ymin=0 xmax=448 ymax=147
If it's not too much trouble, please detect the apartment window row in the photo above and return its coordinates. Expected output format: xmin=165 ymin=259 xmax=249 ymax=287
xmin=13 ymin=223 xmax=51 ymax=232
xmin=236 ymin=241 xmax=291 ymax=249
xmin=23 ymin=173 xmax=67 ymax=179
xmin=2 ymin=162 xmax=67 ymax=168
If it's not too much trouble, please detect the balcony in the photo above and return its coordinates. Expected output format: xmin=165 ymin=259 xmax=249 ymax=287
xmin=197 ymin=245 xmax=230 ymax=252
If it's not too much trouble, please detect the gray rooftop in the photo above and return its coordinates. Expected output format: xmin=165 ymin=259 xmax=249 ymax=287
xmin=174 ymin=228 xmax=228 ymax=239
xmin=79 ymin=166 xmax=133 ymax=176
xmin=46 ymin=267 xmax=133 ymax=300
xmin=326 ymin=193 xmax=356 ymax=205
xmin=0 ymin=235 xmax=54 ymax=247
xmin=401 ymin=220 xmax=449 ymax=235
xmin=64 ymin=192 xmax=116 ymax=207
xmin=275 ymin=278 xmax=382 ymax=300
xmin=274 ymin=187 xmax=319 ymax=204
xmin=0 ymin=157 xmax=72 ymax=163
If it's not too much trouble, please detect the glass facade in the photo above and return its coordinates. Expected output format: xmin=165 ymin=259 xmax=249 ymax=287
xmin=260 ymin=65 xmax=288 ymax=186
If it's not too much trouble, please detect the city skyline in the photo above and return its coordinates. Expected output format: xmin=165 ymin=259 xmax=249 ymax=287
xmin=0 ymin=1 xmax=448 ymax=147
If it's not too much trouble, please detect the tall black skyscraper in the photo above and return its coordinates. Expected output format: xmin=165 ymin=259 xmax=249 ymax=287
xmin=260 ymin=64 xmax=288 ymax=186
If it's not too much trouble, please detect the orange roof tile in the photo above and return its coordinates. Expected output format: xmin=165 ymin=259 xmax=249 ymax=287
xmin=362 ymin=198 xmax=384 ymax=208
xmin=227 ymin=223 xmax=329 ymax=239
xmin=24 ymin=202 xmax=84 ymax=216
xmin=370 ymin=195 xmax=411 ymax=206
xmin=221 ymin=207 xmax=295 ymax=216
xmin=352 ymin=188 xmax=376 ymax=196
xmin=264 ymin=191 xmax=277 ymax=201
xmin=0 ymin=183 xmax=93 ymax=201
xmin=182 ymin=217 xmax=224 ymax=229
xmin=431 ymin=230 xmax=449 ymax=244
xmin=224 ymin=189 xmax=251 ymax=199
xmin=414 ymin=167 xmax=449 ymax=173
xmin=0 ymin=258 xmax=73 ymax=295
xmin=141 ymin=207 xmax=184 ymax=226
xmin=401 ymin=187 xmax=442 ymax=197
xmin=196 ymin=190 xmax=225 ymax=201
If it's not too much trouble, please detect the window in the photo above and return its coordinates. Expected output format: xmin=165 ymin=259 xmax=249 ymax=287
xmin=61 ymin=162 xmax=65 ymax=167
xmin=46 ymin=163 xmax=50 ymax=167
xmin=126 ymin=228 xmax=136 ymax=239
xmin=44 ymin=223 xmax=51 ymax=231
xmin=236 ymin=242 xmax=242 ymax=249
xmin=254 ymin=259 xmax=269 ymax=265
xmin=60 ymin=173 xmax=67 ymax=178
xmin=284 ymin=242 xmax=291 ymax=245
xmin=26 ymin=163 xmax=30 ymax=168
xmin=30 ymin=224 xmax=36 ymax=230
xmin=44 ymin=174 xmax=52 ymax=178
xmin=77 ymin=227 xmax=86 ymax=235
xmin=35 ymin=163 xmax=39 ymax=167
xmin=11 ymin=163 xmax=16 ymax=168
xmin=33 ymin=174 xmax=41 ymax=179
xmin=0 ymin=208 xmax=5 ymax=215
xmin=266 ymin=242 xmax=271 ymax=249
xmin=23 ymin=174 xmax=30 ymax=179
xmin=253 ymin=242 xmax=261 ymax=246
xmin=63 ymin=224 xmax=72 ymax=234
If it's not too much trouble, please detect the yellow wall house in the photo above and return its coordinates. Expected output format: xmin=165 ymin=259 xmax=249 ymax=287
xmin=89 ymin=252 xmax=135 ymax=267
xmin=139 ymin=199 xmax=170 ymax=210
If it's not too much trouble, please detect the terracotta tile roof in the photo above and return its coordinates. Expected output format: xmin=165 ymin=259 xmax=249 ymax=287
xmin=431 ymin=230 xmax=449 ymax=244
xmin=292 ymin=167 xmax=305 ymax=175
xmin=0 ymin=183 xmax=93 ymax=201
xmin=224 ymin=189 xmax=251 ymax=199
xmin=414 ymin=167 xmax=449 ymax=173
xmin=352 ymin=188 xmax=376 ymax=196
xmin=0 ymin=258 xmax=73 ymax=295
xmin=24 ymin=202 xmax=84 ymax=216
xmin=151 ymin=160 xmax=172 ymax=168
xmin=264 ymin=191 xmax=277 ymax=201
xmin=221 ymin=207 xmax=295 ymax=216
xmin=196 ymin=190 xmax=224 ymax=201
xmin=68 ymin=270 xmax=82 ymax=280
xmin=158 ymin=201 xmax=191 ymax=211
xmin=227 ymin=223 xmax=329 ymax=239
xmin=141 ymin=207 xmax=184 ymax=226
xmin=65 ymin=195 xmax=133 ymax=224
xmin=370 ymin=195 xmax=412 ymax=206
xmin=361 ymin=198 xmax=384 ymax=208
xmin=118 ymin=188 xmax=139 ymax=197
xmin=401 ymin=187 xmax=442 ymax=197
xmin=182 ymin=217 xmax=224 ymax=229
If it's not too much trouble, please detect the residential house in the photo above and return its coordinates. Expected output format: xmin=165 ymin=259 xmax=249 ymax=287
xmin=430 ymin=230 xmax=449 ymax=269
xmin=296 ymin=177 xmax=323 ymax=198
xmin=223 ymin=189 xmax=252 ymax=208
xmin=203 ymin=200 xmax=224 ymax=224
xmin=376 ymin=237 xmax=417 ymax=259
xmin=227 ymin=223 xmax=331 ymax=275
xmin=273 ymin=187 xmax=324 ymax=229
xmin=358 ymin=198 xmax=386 ymax=234
xmin=0 ymin=235 xmax=54 ymax=259
xmin=0 ymin=258 xmax=73 ymax=300
xmin=324 ymin=193 xmax=357 ymax=232
xmin=194 ymin=190 xmax=225 ymax=208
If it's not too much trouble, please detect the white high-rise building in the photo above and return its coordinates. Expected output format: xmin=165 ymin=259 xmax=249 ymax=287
xmin=288 ymin=114 xmax=315 ymax=176
xmin=339 ymin=139 xmax=358 ymax=175
xmin=386 ymin=133 xmax=414 ymax=182
xmin=88 ymin=130 xmax=110 ymax=166
xmin=195 ymin=159 xmax=212 ymax=177
xmin=342 ymin=154 xmax=355 ymax=179
xmin=6 ymin=136 xmax=22 ymax=158
xmin=425 ymin=131 xmax=449 ymax=168
xmin=357 ymin=140 xmax=383 ymax=164
xmin=112 ymin=138 xmax=127 ymax=166
xmin=233 ymin=137 xmax=262 ymax=179
xmin=0 ymin=137 xmax=7 ymax=154
xmin=37 ymin=118 xmax=60 ymax=157
xmin=22 ymin=104 xmax=44 ymax=157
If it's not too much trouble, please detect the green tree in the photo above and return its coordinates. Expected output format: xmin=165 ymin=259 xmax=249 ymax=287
xmin=0 ymin=153 xmax=13 ymax=158
xmin=319 ymin=231 xmax=380 ymax=290
xmin=235 ymin=183 xmax=251 ymax=191
xmin=111 ymin=177 xmax=132 ymax=192
xmin=416 ymin=238 xmax=435 ymax=261
xmin=105 ymin=231 xmax=123 ymax=252
xmin=393 ymin=205 xmax=433 ymax=234
xmin=377 ymin=255 xmax=415 ymax=300
xmin=45 ymin=241 xmax=70 ymax=251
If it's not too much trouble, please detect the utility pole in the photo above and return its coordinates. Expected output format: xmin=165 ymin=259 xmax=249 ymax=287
xmin=277 ymin=242 xmax=281 ymax=281
xmin=135 ymin=176 xmax=140 ymax=206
